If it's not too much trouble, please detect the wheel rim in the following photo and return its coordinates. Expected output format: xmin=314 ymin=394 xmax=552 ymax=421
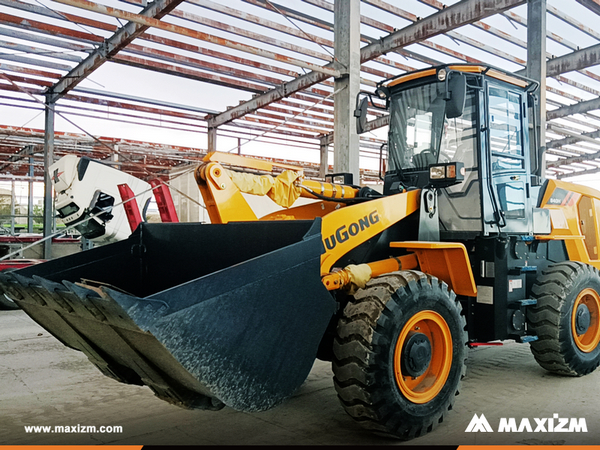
xmin=572 ymin=288 xmax=600 ymax=353
xmin=394 ymin=310 xmax=453 ymax=404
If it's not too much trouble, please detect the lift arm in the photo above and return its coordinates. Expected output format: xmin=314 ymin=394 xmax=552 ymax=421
xmin=194 ymin=152 xmax=362 ymax=224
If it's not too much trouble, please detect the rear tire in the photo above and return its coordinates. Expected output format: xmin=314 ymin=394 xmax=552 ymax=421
xmin=528 ymin=261 xmax=600 ymax=376
xmin=332 ymin=271 xmax=467 ymax=439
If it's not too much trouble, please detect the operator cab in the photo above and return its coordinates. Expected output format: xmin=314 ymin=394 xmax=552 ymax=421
xmin=364 ymin=64 xmax=541 ymax=238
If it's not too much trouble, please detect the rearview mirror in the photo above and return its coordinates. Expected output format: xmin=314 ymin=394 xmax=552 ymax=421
xmin=354 ymin=96 xmax=369 ymax=134
xmin=445 ymin=72 xmax=466 ymax=119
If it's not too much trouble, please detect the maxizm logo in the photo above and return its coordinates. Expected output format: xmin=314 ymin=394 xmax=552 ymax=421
xmin=465 ymin=413 xmax=587 ymax=433
xmin=323 ymin=210 xmax=380 ymax=250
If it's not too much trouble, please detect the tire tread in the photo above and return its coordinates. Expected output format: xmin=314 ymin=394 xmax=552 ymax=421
xmin=332 ymin=271 xmax=467 ymax=439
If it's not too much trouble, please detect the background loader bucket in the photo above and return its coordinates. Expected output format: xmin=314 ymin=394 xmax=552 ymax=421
xmin=0 ymin=220 xmax=335 ymax=412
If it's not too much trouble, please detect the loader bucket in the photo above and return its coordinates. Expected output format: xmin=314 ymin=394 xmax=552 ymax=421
xmin=0 ymin=220 xmax=335 ymax=412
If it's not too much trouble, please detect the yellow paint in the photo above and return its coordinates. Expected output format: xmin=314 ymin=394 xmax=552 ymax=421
xmin=204 ymin=151 xmax=304 ymax=173
xmin=195 ymin=163 xmax=257 ymax=223
xmin=447 ymin=64 xmax=486 ymax=73
xmin=301 ymin=179 xmax=360 ymax=200
xmin=538 ymin=179 xmax=600 ymax=269
xmin=485 ymin=69 xmax=529 ymax=88
xmin=394 ymin=310 xmax=453 ymax=404
xmin=572 ymin=288 xmax=600 ymax=353
xmin=321 ymin=254 xmax=419 ymax=292
xmin=383 ymin=65 xmax=530 ymax=90
xmin=320 ymin=190 xmax=421 ymax=274
xmin=260 ymin=201 xmax=343 ymax=221
xmin=390 ymin=241 xmax=477 ymax=297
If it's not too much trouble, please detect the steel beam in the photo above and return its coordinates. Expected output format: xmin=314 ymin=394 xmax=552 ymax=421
xmin=349 ymin=0 xmax=527 ymax=67
xmin=547 ymin=97 xmax=600 ymax=120
xmin=516 ymin=42 xmax=600 ymax=78
xmin=2 ymin=0 xmax=116 ymax=32
xmin=52 ymin=0 xmax=340 ymax=78
xmin=546 ymin=129 xmax=600 ymax=149
xmin=546 ymin=43 xmax=600 ymax=77
xmin=192 ymin=0 xmax=333 ymax=48
xmin=0 ymin=62 xmax=61 ymax=80
xmin=112 ymin=53 xmax=270 ymax=94
xmin=47 ymin=0 xmax=185 ymax=103
xmin=0 ymin=143 xmax=35 ymax=172
xmin=73 ymin=86 xmax=218 ymax=115
xmin=547 ymin=149 xmax=600 ymax=168
xmin=0 ymin=14 xmax=344 ymax=116
xmin=359 ymin=0 xmax=525 ymax=62
xmin=415 ymin=0 xmax=600 ymax=96
xmin=548 ymin=124 xmax=600 ymax=146
xmin=575 ymin=0 xmax=600 ymax=16
xmin=171 ymin=6 xmax=332 ymax=62
xmin=0 ymin=53 xmax=72 ymax=71
xmin=250 ymin=0 xmax=439 ymax=69
xmin=557 ymin=166 xmax=600 ymax=179
xmin=550 ymin=3 xmax=600 ymax=42
xmin=0 ymin=40 xmax=83 ymax=63
xmin=321 ymin=113 xmax=390 ymax=146
xmin=210 ymin=0 xmax=525 ymax=128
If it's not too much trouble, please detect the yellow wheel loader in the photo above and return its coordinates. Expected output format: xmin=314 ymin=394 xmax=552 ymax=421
xmin=3 ymin=64 xmax=600 ymax=440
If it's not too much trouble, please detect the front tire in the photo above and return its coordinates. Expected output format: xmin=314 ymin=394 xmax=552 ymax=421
xmin=332 ymin=271 xmax=467 ymax=439
xmin=528 ymin=261 xmax=600 ymax=376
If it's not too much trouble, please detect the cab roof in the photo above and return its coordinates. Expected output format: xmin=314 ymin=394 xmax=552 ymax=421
xmin=380 ymin=64 xmax=537 ymax=91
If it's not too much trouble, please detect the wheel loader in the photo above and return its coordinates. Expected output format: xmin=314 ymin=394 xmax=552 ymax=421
xmin=2 ymin=63 xmax=600 ymax=440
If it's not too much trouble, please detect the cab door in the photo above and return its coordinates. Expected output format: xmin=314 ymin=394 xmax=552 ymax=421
xmin=481 ymin=83 xmax=533 ymax=235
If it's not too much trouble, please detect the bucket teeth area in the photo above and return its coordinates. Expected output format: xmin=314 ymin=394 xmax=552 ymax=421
xmin=0 ymin=273 xmax=221 ymax=409
xmin=0 ymin=221 xmax=336 ymax=412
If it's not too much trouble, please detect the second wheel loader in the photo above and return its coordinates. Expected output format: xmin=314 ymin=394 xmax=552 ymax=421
xmin=3 ymin=64 xmax=600 ymax=440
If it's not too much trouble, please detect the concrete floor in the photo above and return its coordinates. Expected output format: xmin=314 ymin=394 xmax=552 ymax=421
xmin=2 ymin=309 xmax=600 ymax=446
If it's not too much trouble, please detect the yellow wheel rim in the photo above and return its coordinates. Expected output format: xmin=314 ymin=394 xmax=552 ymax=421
xmin=393 ymin=310 xmax=453 ymax=404
xmin=572 ymin=288 xmax=600 ymax=353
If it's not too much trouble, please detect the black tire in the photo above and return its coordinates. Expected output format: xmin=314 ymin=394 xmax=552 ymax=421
xmin=332 ymin=271 xmax=467 ymax=439
xmin=528 ymin=261 xmax=600 ymax=376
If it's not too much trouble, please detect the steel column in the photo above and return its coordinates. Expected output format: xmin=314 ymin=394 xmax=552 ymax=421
xmin=28 ymin=153 xmax=33 ymax=233
xmin=43 ymin=96 xmax=54 ymax=259
xmin=333 ymin=0 xmax=360 ymax=182
xmin=208 ymin=127 xmax=217 ymax=152
xmin=10 ymin=179 xmax=15 ymax=235
xmin=319 ymin=135 xmax=329 ymax=178
xmin=527 ymin=0 xmax=546 ymax=178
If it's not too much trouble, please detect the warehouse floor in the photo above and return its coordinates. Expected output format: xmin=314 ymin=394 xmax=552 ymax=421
xmin=2 ymin=309 xmax=600 ymax=446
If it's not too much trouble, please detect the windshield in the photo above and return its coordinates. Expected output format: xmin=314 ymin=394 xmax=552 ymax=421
xmin=388 ymin=81 xmax=475 ymax=172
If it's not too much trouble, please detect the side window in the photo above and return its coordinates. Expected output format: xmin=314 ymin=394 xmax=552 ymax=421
xmin=486 ymin=85 xmax=531 ymax=233
xmin=488 ymin=87 xmax=524 ymax=172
